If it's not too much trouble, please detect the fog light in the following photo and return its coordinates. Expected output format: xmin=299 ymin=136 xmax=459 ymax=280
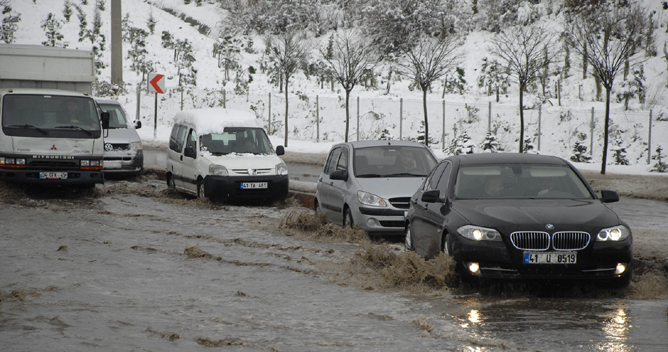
xmin=615 ymin=263 xmax=627 ymax=275
xmin=468 ymin=262 xmax=480 ymax=274
xmin=366 ymin=218 xmax=379 ymax=227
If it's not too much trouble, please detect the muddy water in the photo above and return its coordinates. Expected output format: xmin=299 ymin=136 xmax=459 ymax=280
xmin=1 ymin=178 xmax=667 ymax=351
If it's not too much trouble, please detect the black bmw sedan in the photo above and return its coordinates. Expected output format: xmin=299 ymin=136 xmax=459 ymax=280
xmin=404 ymin=153 xmax=633 ymax=287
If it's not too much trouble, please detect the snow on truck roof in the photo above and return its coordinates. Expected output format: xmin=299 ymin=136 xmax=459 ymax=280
xmin=173 ymin=108 xmax=262 ymax=135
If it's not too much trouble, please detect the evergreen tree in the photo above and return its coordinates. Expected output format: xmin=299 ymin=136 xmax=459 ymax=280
xmin=570 ymin=132 xmax=592 ymax=163
xmin=454 ymin=131 xmax=475 ymax=155
xmin=1 ymin=2 xmax=20 ymax=44
xmin=611 ymin=134 xmax=629 ymax=165
xmin=41 ymin=13 xmax=66 ymax=47
xmin=63 ymin=0 xmax=73 ymax=22
xmin=650 ymin=145 xmax=667 ymax=173
xmin=480 ymin=132 xmax=500 ymax=153
xmin=146 ymin=11 xmax=156 ymax=35
xmin=125 ymin=26 xmax=153 ymax=85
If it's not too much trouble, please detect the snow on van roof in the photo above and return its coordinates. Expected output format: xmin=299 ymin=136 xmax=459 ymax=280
xmin=173 ymin=108 xmax=261 ymax=134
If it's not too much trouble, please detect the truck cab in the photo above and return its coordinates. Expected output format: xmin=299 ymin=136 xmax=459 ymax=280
xmin=0 ymin=88 xmax=109 ymax=185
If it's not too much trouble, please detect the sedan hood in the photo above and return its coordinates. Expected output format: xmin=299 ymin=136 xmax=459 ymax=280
xmin=104 ymin=128 xmax=141 ymax=144
xmin=356 ymin=177 xmax=425 ymax=199
xmin=453 ymin=199 xmax=621 ymax=233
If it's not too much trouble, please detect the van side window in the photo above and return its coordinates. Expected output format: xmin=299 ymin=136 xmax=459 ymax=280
xmin=185 ymin=129 xmax=197 ymax=157
xmin=169 ymin=125 xmax=188 ymax=152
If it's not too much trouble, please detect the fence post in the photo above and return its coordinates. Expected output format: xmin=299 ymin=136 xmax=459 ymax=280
xmin=180 ymin=87 xmax=184 ymax=111
xmin=590 ymin=107 xmax=595 ymax=158
xmin=537 ymin=104 xmax=542 ymax=151
xmin=442 ymin=99 xmax=446 ymax=151
xmin=268 ymin=93 xmax=271 ymax=134
xmin=648 ymin=109 xmax=653 ymax=164
xmin=488 ymin=101 xmax=492 ymax=133
xmin=399 ymin=98 xmax=403 ymax=141
xmin=223 ymin=89 xmax=226 ymax=109
xmin=136 ymin=83 xmax=141 ymax=124
xmin=356 ymin=96 xmax=360 ymax=141
xmin=316 ymin=95 xmax=320 ymax=143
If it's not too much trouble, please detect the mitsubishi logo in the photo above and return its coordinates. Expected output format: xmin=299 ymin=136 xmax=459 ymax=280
xmin=50 ymin=145 xmax=57 ymax=150
xmin=248 ymin=169 xmax=257 ymax=175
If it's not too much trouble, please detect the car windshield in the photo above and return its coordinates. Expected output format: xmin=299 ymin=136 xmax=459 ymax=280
xmin=354 ymin=145 xmax=437 ymax=177
xmin=454 ymin=164 xmax=593 ymax=199
xmin=98 ymin=103 xmax=129 ymax=129
xmin=199 ymin=127 xmax=273 ymax=156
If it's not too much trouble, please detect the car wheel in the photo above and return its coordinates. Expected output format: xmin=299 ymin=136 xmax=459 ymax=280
xmin=441 ymin=233 xmax=451 ymax=256
xmin=343 ymin=208 xmax=354 ymax=228
xmin=404 ymin=223 xmax=414 ymax=252
xmin=168 ymin=175 xmax=176 ymax=190
xmin=197 ymin=180 xmax=206 ymax=199
xmin=314 ymin=199 xmax=322 ymax=213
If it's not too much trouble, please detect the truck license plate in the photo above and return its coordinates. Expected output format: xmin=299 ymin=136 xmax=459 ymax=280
xmin=39 ymin=172 xmax=68 ymax=180
xmin=240 ymin=182 xmax=267 ymax=189
xmin=524 ymin=252 xmax=577 ymax=264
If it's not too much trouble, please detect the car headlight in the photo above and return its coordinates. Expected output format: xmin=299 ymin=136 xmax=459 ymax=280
xmin=276 ymin=162 xmax=288 ymax=176
xmin=457 ymin=225 xmax=501 ymax=241
xmin=209 ymin=164 xmax=228 ymax=176
xmin=597 ymin=225 xmax=630 ymax=241
xmin=130 ymin=142 xmax=142 ymax=150
xmin=357 ymin=191 xmax=387 ymax=207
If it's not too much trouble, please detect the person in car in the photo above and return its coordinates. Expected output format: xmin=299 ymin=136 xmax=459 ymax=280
xmin=397 ymin=149 xmax=418 ymax=172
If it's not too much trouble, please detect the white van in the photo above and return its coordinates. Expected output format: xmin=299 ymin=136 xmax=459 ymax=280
xmin=166 ymin=108 xmax=288 ymax=202
xmin=95 ymin=98 xmax=143 ymax=177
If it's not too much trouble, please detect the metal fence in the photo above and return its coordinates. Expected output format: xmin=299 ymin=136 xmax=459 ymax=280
xmin=142 ymin=87 xmax=667 ymax=166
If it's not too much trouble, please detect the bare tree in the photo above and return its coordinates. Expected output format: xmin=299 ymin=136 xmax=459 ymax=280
xmin=396 ymin=34 xmax=461 ymax=146
xmin=565 ymin=4 xmax=647 ymax=174
xmin=320 ymin=29 xmax=378 ymax=142
xmin=264 ymin=31 xmax=310 ymax=148
xmin=489 ymin=24 xmax=556 ymax=153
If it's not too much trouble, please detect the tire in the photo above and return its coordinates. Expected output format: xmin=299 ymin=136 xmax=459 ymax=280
xmin=441 ymin=233 xmax=451 ymax=256
xmin=168 ymin=175 xmax=176 ymax=190
xmin=404 ymin=223 xmax=414 ymax=252
xmin=343 ymin=208 xmax=354 ymax=228
xmin=197 ymin=180 xmax=206 ymax=199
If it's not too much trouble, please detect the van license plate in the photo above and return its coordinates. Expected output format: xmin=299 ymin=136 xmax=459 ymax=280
xmin=40 ymin=172 xmax=68 ymax=180
xmin=241 ymin=182 xmax=267 ymax=189
xmin=524 ymin=252 xmax=577 ymax=264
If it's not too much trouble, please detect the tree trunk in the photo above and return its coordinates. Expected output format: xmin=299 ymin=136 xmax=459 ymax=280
xmin=284 ymin=76 xmax=289 ymax=148
xmin=422 ymin=87 xmax=429 ymax=146
xmin=601 ymin=87 xmax=611 ymax=174
xmin=519 ymin=85 xmax=525 ymax=152
xmin=344 ymin=89 xmax=351 ymax=142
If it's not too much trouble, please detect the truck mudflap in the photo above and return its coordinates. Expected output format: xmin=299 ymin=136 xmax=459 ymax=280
xmin=0 ymin=169 xmax=104 ymax=185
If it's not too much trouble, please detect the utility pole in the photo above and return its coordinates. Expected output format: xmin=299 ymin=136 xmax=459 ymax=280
xmin=111 ymin=0 xmax=123 ymax=85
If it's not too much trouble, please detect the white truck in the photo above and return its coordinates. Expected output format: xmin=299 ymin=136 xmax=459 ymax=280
xmin=0 ymin=44 xmax=109 ymax=186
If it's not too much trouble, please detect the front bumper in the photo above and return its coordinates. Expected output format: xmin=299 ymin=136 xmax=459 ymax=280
xmin=204 ymin=174 xmax=289 ymax=202
xmin=103 ymin=149 xmax=144 ymax=174
xmin=451 ymin=235 xmax=633 ymax=281
xmin=0 ymin=169 xmax=104 ymax=185
xmin=353 ymin=206 xmax=406 ymax=235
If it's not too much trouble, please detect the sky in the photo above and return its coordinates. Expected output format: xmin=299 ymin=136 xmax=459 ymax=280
xmin=6 ymin=0 xmax=668 ymax=177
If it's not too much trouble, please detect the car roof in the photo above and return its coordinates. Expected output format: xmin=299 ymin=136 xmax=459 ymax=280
xmin=333 ymin=140 xmax=432 ymax=149
xmin=450 ymin=153 xmax=569 ymax=166
xmin=173 ymin=108 xmax=261 ymax=135
xmin=2 ymin=88 xmax=94 ymax=98
xmin=94 ymin=97 xmax=120 ymax=105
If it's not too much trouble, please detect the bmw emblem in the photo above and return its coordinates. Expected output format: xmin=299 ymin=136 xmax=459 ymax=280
xmin=104 ymin=143 xmax=114 ymax=151
xmin=545 ymin=224 xmax=555 ymax=230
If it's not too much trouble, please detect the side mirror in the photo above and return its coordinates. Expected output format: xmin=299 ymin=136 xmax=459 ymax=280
xmin=184 ymin=146 xmax=196 ymax=159
xmin=276 ymin=145 xmax=285 ymax=156
xmin=421 ymin=189 xmax=444 ymax=203
xmin=600 ymin=189 xmax=620 ymax=203
xmin=135 ymin=120 xmax=142 ymax=129
xmin=330 ymin=169 xmax=348 ymax=181
xmin=100 ymin=111 xmax=110 ymax=129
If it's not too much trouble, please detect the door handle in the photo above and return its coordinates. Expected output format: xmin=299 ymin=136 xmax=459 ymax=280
xmin=180 ymin=155 xmax=183 ymax=161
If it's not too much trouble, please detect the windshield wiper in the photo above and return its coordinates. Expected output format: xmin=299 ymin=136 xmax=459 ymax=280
xmin=356 ymin=173 xmax=383 ymax=178
xmin=385 ymin=172 xmax=425 ymax=177
xmin=7 ymin=124 xmax=47 ymax=135
xmin=55 ymin=125 xmax=93 ymax=136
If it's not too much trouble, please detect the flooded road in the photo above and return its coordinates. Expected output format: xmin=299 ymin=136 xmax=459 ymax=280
xmin=1 ymin=177 xmax=667 ymax=351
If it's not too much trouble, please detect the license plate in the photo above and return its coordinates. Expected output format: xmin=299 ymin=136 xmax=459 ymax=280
xmin=39 ymin=172 xmax=68 ymax=180
xmin=104 ymin=161 xmax=122 ymax=169
xmin=524 ymin=252 xmax=577 ymax=264
xmin=240 ymin=182 xmax=267 ymax=189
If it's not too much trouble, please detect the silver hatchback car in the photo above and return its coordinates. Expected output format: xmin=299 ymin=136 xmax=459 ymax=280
xmin=315 ymin=140 xmax=438 ymax=236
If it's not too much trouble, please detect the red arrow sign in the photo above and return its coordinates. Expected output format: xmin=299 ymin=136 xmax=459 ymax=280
xmin=149 ymin=73 xmax=165 ymax=94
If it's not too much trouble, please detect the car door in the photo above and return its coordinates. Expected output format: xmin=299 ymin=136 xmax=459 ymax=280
xmin=167 ymin=124 xmax=188 ymax=190
xmin=328 ymin=146 xmax=350 ymax=224
xmin=181 ymin=128 xmax=199 ymax=195
xmin=318 ymin=147 xmax=343 ymax=222
xmin=411 ymin=162 xmax=448 ymax=248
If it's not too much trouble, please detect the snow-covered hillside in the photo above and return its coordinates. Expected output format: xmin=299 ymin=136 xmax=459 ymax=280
xmin=4 ymin=0 xmax=668 ymax=172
